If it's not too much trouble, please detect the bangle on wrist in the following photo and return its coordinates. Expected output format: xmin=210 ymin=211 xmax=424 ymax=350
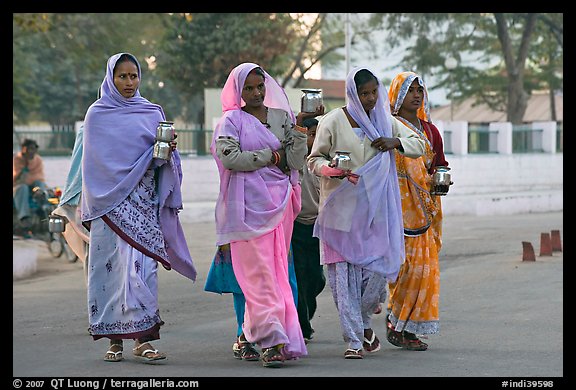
xmin=294 ymin=125 xmax=307 ymax=134
xmin=272 ymin=150 xmax=280 ymax=165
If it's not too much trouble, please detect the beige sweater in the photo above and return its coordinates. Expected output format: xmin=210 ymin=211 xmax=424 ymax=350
xmin=307 ymin=108 xmax=425 ymax=210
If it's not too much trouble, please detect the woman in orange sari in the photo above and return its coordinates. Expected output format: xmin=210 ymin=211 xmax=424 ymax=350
xmin=385 ymin=71 xmax=449 ymax=351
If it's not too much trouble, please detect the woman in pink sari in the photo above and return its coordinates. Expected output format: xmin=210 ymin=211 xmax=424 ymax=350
xmin=211 ymin=63 xmax=320 ymax=368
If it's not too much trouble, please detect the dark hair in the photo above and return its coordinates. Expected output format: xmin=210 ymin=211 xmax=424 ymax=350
xmin=302 ymin=118 xmax=319 ymax=129
xmin=250 ymin=67 xmax=266 ymax=79
xmin=354 ymin=69 xmax=378 ymax=90
xmin=114 ymin=53 xmax=139 ymax=74
xmin=21 ymin=138 xmax=38 ymax=149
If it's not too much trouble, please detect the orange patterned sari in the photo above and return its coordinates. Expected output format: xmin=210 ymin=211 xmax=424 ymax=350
xmin=387 ymin=117 xmax=442 ymax=335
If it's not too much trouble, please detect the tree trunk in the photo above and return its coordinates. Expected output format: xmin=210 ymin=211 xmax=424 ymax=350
xmin=549 ymin=88 xmax=556 ymax=121
xmin=495 ymin=13 xmax=538 ymax=125
xmin=507 ymin=74 xmax=529 ymax=124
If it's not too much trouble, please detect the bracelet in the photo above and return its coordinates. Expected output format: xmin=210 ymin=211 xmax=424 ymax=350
xmin=294 ymin=124 xmax=307 ymax=134
xmin=272 ymin=151 xmax=280 ymax=165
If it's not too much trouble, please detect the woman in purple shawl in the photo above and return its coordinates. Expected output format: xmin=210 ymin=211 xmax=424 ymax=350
xmin=307 ymin=67 xmax=425 ymax=359
xmin=81 ymin=53 xmax=196 ymax=363
xmin=211 ymin=63 xmax=319 ymax=368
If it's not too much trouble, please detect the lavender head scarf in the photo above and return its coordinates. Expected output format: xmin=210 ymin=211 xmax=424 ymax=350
xmin=81 ymin=52 xmax=196 ymax=281
xmin=210 ymin=62 xmax=297 ymax=245
xmin=313 ymin=66 xmax=405 ymax=281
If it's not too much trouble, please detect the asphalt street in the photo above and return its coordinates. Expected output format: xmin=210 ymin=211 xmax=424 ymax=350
xmin=12 ymin=211 xmax=564 ymax=384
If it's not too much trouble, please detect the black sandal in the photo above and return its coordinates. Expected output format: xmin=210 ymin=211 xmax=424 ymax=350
xmin=261 ymin=345 xmax=285 ymax=368
xmin=233 ymin=338 xmax=260 ymax=361
xmin=402 ymin=331 xmax=428 ymax=351
xmin=386 ymin=316 xmax=405 ymax=347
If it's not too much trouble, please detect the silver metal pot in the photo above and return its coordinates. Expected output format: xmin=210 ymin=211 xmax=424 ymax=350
xmin=331 ymin=151 xmax=352 ymax=171
xmin=48 ymin=214 xmax=67 ymax=233
xmin=156 ymin=121 xmax=175 ymax=142
xmin=431 ymin=166 xmax=453 ymax=195
xmin=153 ymin=141 xmax=172 ymax=160
xmin=301 ymin=89 xmax=323 ymax=113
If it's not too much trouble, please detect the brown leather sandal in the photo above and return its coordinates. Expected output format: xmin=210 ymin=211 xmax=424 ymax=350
xmin=261 ymin=345 xmax=285 ymax=368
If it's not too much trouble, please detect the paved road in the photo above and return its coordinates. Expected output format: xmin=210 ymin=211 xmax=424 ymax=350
xmin=13 ymin=212 xmax=564 ymax=383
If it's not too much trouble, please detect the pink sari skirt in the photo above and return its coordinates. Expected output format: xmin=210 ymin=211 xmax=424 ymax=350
xmin=230 ymin=184 xmax=307 ymax=359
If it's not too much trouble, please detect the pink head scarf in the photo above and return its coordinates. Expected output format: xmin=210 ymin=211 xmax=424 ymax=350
xmin=220 ymin=62 xmax=296 ymax=123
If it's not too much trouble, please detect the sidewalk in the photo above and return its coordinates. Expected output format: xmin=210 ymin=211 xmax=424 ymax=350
xmin=13 ymin=211 xmax=563 ymax=379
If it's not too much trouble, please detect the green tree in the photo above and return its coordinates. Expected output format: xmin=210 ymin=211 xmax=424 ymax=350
xmin=12 ymin=13 xmax=176 ymax=126
xmin=369 ymin=13 xmax=563 ymax=124
xmin=157 ymin=13 xmax=297 ymax=124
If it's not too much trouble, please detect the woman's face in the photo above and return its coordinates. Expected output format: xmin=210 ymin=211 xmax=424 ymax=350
xmin=401 ymin=79 xmax=424 ymax=113
xmin=241 ymin=71 xmax=266 ymax=109
xmin=357 ymin=79 xmax=379 ymax=113
xmin=113 ymin=60 xmax=139 ymax=99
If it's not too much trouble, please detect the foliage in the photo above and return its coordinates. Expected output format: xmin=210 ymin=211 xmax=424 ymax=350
xmin=156 ymin=13 xmax=297 ymax=123
xmin=13 ymin=13 xmax=172 ymax=125
xmin=13 ymin=13 xmax=562 ymax=127
xmin=368 ymin=13 xmax=563 ymax=122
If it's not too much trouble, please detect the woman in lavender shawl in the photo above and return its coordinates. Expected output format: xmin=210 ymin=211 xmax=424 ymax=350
xmin=81 ymin=53 xmax=196 ymax=363
xmin=211 ymin=62 xmax=319 ymax=367
xmin=307 ymin=67 xmax=425 ymax=359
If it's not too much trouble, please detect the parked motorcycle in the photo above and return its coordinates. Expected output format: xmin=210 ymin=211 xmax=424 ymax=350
xmin=12 ymin=186 xmax=78 ymax=263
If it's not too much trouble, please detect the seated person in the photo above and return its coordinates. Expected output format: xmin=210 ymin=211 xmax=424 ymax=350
xmin=13 ymin=139 xmax=47 ymax=229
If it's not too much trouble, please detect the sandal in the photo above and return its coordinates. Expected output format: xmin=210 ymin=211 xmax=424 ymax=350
xmin=402 ymin=332 xmax=428 ymax=351
xmin=363 ymin=329 xmax=381 ymax=353
xmin=261 ymin=345 xmax=285 ymax=368
xmin=344 ymin=348 xmax=363 ymax=359
xmin=104 ymin=343 xmax=123 ymax=362
xmin=386 ymin=317 xmax=405 ymax=348
xmin=233 ymin=339 xmax=260 ymax=361
xmin=133 ymin=342 xmax=167 ymax=362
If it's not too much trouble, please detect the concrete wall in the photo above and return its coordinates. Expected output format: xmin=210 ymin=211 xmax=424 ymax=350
xmin=42 ymin=153 xmax=562 ymax=219
xmin=441 ymin=154 xmax=563 ymax=216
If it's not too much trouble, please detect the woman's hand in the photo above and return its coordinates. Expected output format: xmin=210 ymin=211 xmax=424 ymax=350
xmin=296 ymin=105 xmax=325 ymax=125
xmin=371 ymin=137 xmax=400 ymax=152
xmin=170 ymin=133 xmax=178 ymax=151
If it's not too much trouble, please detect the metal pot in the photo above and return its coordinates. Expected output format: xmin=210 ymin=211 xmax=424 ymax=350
xmin=48 ymin=214 xmax=67 ymax=233
xmin=301 ymin=89 xmax=323 ymax=113
xmin=431 ymin=166 xmax=453 ymax=195
xmin=153 ymin=141 xmax=172 ymax=160
xmin=331 ymin=151 xmax=352 ymax=171
xmin=156 ymin=121 xmax=175 ymax=142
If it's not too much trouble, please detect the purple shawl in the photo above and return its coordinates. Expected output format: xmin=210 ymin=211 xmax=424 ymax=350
xmin=211 ymin=62 xmax=297 ymax=245
xmin=313 ymin=66 xmax=405 ymax=281
xmin=81 ymin=52 xmax=196 ymax=281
